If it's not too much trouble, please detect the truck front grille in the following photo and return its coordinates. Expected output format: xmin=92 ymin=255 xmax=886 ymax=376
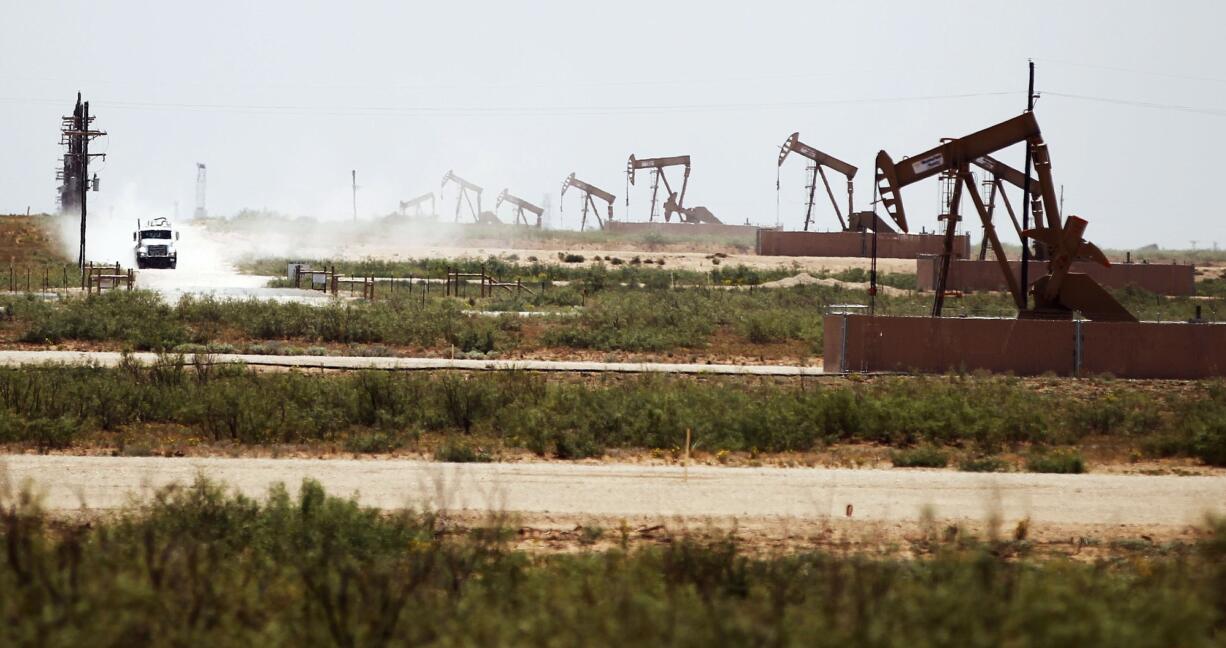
xmin=148 ymin=245 xmax=169 ymax=256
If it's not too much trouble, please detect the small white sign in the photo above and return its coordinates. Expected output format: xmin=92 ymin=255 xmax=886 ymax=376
xmin=912 ymin=153 xmax=945 ymax=175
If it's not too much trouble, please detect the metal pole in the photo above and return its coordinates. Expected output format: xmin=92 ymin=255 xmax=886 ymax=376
xmin=1073 ymin=319 xmax=1082 ymax=377
xmin=1020 ymin=60 xmax=1035 ymax=310
xmin=78 ymin=101 xmax=89 ymax=271
xmin=351 ymin=170 xmax=357 ymax=222
xmin=839 ymin=313 xmax=849 ymax=373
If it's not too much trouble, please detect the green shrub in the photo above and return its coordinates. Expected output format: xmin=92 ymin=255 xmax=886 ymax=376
xmin=959 ymin=455 xmax=1010 ymax=472
xmin=0 ymin=366 xmax=1220 ymax=465
xmin=343 ymin=430 xmax=404 ymax=454
xmin=1026 ymin=448 xmax=1086 ymax=474
xmin=552 ymin=429 xmax=603 ymax=460
xmin=1173 ymin=382 xmax=1226 ymax=466
xmin=1 ymin=477 xmax=1223 ymax=645
xmin=19 ymin=291 xmax=188 ymax=350
xmin=26 ymin=416 xmax=77 ymax=452
xmin=434 ymin=439 xmax=492 ymax=463
xmin=740 ymin=312 xmax=787 ymax=344
xmin=890 ymin=445 xmax=950 ymax=468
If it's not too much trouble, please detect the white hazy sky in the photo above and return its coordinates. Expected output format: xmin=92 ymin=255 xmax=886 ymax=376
xmin=2 ymin=0 xmax=1224 ymax=248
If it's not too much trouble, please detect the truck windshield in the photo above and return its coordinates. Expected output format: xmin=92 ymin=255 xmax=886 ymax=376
xmin=140 ymin=230 xmax=172 ymax=239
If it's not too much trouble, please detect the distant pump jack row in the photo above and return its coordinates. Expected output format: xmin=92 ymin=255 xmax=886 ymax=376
xmin=392 ymin=129 xmax=1050 ymax=244
xmin=407 ymin=156 xmax=723 ymax=231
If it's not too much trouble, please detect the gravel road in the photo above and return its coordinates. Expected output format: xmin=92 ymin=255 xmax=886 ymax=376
xmin=0 ymin=350 xmax=827 ymax=375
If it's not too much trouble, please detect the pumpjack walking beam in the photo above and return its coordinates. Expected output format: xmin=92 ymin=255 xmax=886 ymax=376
xmin=561 ymin=173 xmax=615 ymax=231
xmin=777 ymin=132 xmax=857 ymax=231
xmin=626 ymin=154 xmax=690 ymax=222
xmin=441 ymin=170 xmax=484 ymax=223
xmin=874 ymin=112 xmax=1062 ymax=236
xmin=496 ymin=189 xmax=544 ymax=227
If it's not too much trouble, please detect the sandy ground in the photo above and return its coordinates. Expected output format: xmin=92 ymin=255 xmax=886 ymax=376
xmin=328 ymin=243 xmax=917 ymax=275
xmin=4 ymin=455 xmax=1222 ymax=553
xmin=198 ymin=222 xmax=917 ymax=275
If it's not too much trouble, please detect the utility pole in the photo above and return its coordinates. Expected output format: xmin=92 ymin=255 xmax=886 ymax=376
xmin=351 ymin=170 xmax=358 ymax=221
xmin=1020 ymin=61 xmax=1035 ymax=310
xmin=60 ymin=93 xmax=107 ymax=271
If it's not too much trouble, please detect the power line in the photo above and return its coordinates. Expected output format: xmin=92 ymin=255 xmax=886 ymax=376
xmin=0 ymin=91 xmax=1019 ymax=118
xmin=1041 ymin=91 xmax=1226 ymax=118
xmin=1036 ymin=57 xmax=1226 ymax=85
xmin=0 ymin=61 xmax=1005 ymax=94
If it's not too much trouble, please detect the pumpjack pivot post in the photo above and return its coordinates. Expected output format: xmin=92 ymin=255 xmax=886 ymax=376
xmin=561 ymin=173 xmax=615 ymax=230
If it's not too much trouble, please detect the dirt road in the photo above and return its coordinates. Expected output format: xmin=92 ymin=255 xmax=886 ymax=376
xmin=0 ymin=350 xmax=827 ymax=375
xmin=5 ymin=456 xmax=1222 ymax=535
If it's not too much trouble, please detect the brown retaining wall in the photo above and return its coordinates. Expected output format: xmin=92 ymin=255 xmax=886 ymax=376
xmin=756 ymin=230 xmax=970 ymax=259
xmin=823 ymin=314 xmax=1226 ymax=379
xmin=604 ymin=221 xmax=763 ymax=237
xmin=916 ymin=258 xmax=1196 ymax=296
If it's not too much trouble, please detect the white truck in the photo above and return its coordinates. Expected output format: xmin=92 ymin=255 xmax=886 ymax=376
xmin=133 ymin=217 xmax=179 ymax=269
